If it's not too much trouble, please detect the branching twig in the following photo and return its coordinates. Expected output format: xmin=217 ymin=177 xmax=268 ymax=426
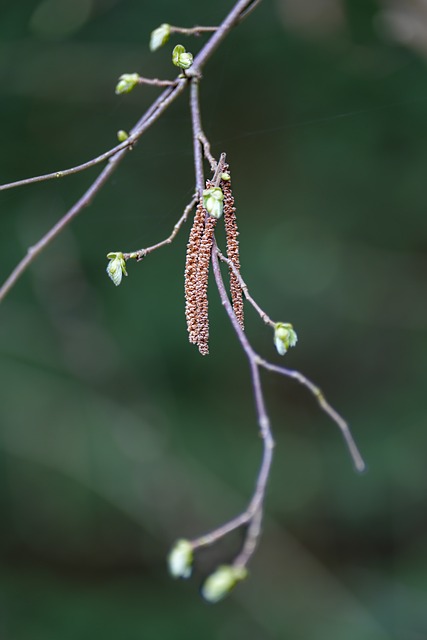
xmin=0 ymin=80 xmax=188 ymax=303
xmin=0 ymin=0 xmax=366 ymax=603
xmin=0 ymin=0 xmax=255 ymax=302
xmin=185 ymin=52 xmax=365 ymax=587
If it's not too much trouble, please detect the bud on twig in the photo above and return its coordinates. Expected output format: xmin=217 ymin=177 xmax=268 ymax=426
xmin=106 ymin=252 xmax=127 ymax=286
xmin=167 ymin=539 xmax=193 ymax=579
xmin=150 ymin=23 xmax=171 ymax=51
xmin=274 ymin=322 xmax=298 ymax=356
xmin=172 ymin=44 xmax=194 ymax=70
xmin=115 ymin=73 xmax=140 ymax=95
xmin=117 ymin=130 xmax=129 ymax=142
xmin=203 ymin=187 xmax=224 ymax=219
xmin=201 ymin=565 xmax=248 ymax=603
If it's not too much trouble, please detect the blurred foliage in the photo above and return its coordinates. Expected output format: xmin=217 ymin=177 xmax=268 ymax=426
xmin=1 ymin=0 xmax=427 ymax=638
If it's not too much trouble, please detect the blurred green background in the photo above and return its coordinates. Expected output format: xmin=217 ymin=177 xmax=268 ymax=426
xmin=1 ymin=0 xmax=427 ymax=638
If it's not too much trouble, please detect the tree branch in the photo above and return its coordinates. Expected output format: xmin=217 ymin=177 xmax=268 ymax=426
xmin=0 ymin=0 xmax=258 ymax=302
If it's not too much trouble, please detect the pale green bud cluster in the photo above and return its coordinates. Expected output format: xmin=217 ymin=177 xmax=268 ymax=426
xmin=167 ymin=539 xmax=193 ymax=579
xmin=115 ymin=73 xmax=140 ymax=95
xmin=150 ymin=23 xmax=171 ymax=52
xmin=106 ymin=252 xmax=127 ymax=286
xmin=201 ymin=565 xmax=248 ymax=603
xmin=203 ymin=187 xmax=224 ymax=219
xmin=172 ymin=44 xmax=193 ymax=70
xmin=274 ymin=322 xmax=298 ymax=356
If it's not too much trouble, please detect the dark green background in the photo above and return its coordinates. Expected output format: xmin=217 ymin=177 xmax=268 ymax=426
xmin=1 ymin=0 xmax=427 ymax=638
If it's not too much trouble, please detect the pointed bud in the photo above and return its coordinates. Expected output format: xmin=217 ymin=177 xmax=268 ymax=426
xmin=203 ymin=187 xmax=224 ymax=219
xmin=150 ymin=23 xmax=171 ymax=52
xmin=274 ymin=322 xmax=298 ymax=356
xmin=117 ymin=130 xmax=129 ymax=142
xmin=106 ymin=252 xmax=127 ymax=286
xmin=172 ymin=44 xmax=193 ymax=70
xmin=201 ymin=565 xmax=248 ymax=603
xmin=115 ymin=73 xmax=140 ymax=95
xmin=167 ymin=539 xmax=193 ymax=579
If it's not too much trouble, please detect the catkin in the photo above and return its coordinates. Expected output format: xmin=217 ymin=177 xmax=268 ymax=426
xmin=195 ymin=216 xmax=217 ymax=355
xmin=185 ymin=202 xmax=205 ymax=344
xmin=222 ymin=167 xmax=244 ymax=329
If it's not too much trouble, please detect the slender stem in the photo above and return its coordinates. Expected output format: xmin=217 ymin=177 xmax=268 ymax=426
xmin=170 ymin=25 xmax=218 ymax=35
xmin=0 ymin=139 xmax=132 ymax=192
xmin=188 ymin=0 xmax=261 ymax=74
xmin=238 ymin=0 xmax=263 ymax=21
xmin=190 ymin=80 xmax=206 ymax=198
xmin=258 ymin=359 xmax=366 ymax=473
xmin=137 ymin=76 xmax=177 ymax=87
xmin=198 ymin=132 xmax=217 ymax=171
xmin=123 ymin=195 xmax=198 ymax=261
xmin=0 ymin=84 xmax=182 ymax=194
xmin=216 ymin=248 xmax=275 ymax=326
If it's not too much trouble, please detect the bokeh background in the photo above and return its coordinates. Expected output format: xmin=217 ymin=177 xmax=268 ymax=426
xmin=1 ymin=0 xmax=427 ymax=638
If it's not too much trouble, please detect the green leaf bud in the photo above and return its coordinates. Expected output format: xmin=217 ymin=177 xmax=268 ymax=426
xmin=167 ymin=539 xmax=193 ymax=579
xmin=117 ymin=130 xmax=129 ymax=142
xmin=203 ymin=187 xmax=224 ymax=219
xmin=115 ymin=73 xmax=140 ymax=95
xmin=172 ymin=44 xmax=193 ymax=70
xmin=221 ymin=172 xmax=230 ymax=181
xmin=201 ymin=565 xmax=248 ymax=603
xmin=150 ymin=23 xmax=171 ymax=52
xmin=106 ymin=252 xmax=127 ymax=286
xmin=274 ymin=322 xmax=298 ymax=356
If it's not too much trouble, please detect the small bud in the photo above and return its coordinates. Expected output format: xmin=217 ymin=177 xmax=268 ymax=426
xmin=150 ymin=23 xmax=171 ymax=52
xmin=106 ymin=252 xmax=127 ymax=286
xmin=221 ymin=172 xmax=230 ymax=181
xmin=115 ymin=73 xmax=140 ymax=95
xmin=274 ymin=322 xmax=298 ymax=356
xmin=117 ymin=130 xmax=129 ymax=142
xmin=203 ymin=187 xmax=224 ymax=219
xmin=167 ymin=539 xmax=193 ymax=579
xmin=201 ymin=565 xmax=248 ymax=603
xmin=172 ymin=44 xmax=193 ymax=70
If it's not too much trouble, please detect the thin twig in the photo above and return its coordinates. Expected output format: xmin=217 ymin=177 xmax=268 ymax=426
xmin=238 ymin=0 xmax=263 ymax=22
xmin=190 ymin=80 xmax=206 ymax=198
xmin=0 ymin=139 xmax=132 ymax=192
xmin=137 ymin=76 xmax=177 ymax=87
xmin=216 ymin=247 xmax=274 ymax=326
xmin=170 ymin=25 xmax=218 ymax=36
xmin=123 ymin=194 xmax=198 ymax=261
xmin=198 ymin=132 xmax=217 ymax=171
xmin=257 ymin=358 xmax=366 ymax=473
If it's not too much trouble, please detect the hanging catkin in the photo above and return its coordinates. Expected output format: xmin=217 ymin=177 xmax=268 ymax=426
xmin=185 ymin=201 xmax=205 ymax=344
xmin=222 ymin=167 xmax=244 ymax=329
xmin=195 ymin=215 xmax=217 ymax=355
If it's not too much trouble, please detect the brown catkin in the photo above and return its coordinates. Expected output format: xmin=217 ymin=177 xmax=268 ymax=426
xmin=222 ymin=166 xmax=244 ymax=329
xmin=185 ymin=201 xmax=205 ymax=344
xmin=195 ymin=215 xmax=217 ymax=355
